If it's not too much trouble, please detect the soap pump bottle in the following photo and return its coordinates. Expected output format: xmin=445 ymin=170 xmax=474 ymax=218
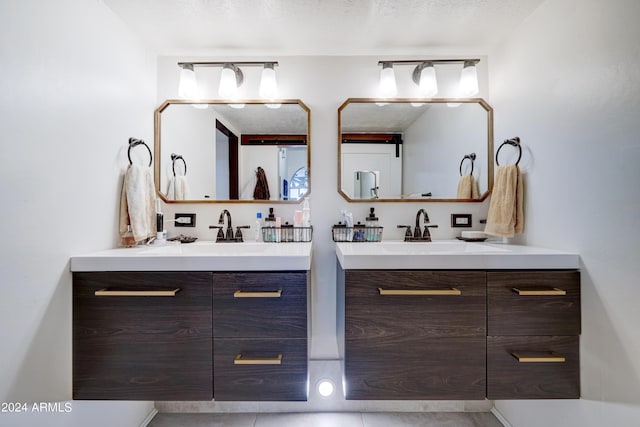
xmin=365 ymin=207 xmax=380 ymax=241
xmin=264 ymin=208 xmax=277 ymax=242
xmin=302 ymin=197 xmax=311 ymax=227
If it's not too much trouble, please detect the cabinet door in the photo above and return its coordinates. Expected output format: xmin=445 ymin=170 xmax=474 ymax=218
xmin=344 ymin=270 xmax=486 ymax=399
xmin=488 ymin=270 xmax=580 ymax=336
xmin=213 ymin=272 xmax=307 ymax=338
xmin=73 ymin=272 xmax=213 ymax=400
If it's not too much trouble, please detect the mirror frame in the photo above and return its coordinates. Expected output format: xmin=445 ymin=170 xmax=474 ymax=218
xmin=337 ymin=98 xmax=493 ymax=202
xmin=154 ymin=99 xmax=311 ymax=204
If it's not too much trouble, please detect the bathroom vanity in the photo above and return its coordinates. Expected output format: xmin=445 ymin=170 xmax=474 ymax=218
xmin=336 ymin=241 xmax=581 ymax=400
xmin=71 ymin=242 xmax=311 ymax=401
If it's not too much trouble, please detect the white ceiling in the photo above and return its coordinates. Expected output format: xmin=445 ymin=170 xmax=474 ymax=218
xmin=104 ymin=0 xmax=545 ymax=56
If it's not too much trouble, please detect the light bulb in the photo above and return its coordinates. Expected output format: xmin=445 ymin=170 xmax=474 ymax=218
xmin=178 ymin=64 xmax=198 ymax=99
xmin=259 ymin=63 xmax=278 ymax=99
xmin=459 ymin=61 xmax=479 ymax=96
xmin=378 ymin=63 xmax=397 ymax=98
xmin=317 ymin=379 xmax=335 ymax=398
xmin=418 ymin=63 xmax=438 ymax=97
xmin=219 ymin=64 xmax=239 ymax=98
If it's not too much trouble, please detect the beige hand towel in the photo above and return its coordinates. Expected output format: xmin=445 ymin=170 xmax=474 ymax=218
xmin=484 ymin=165 xmax=524 ymax=237
xmin=457 ymin=174 xmax=480 ymax=199
xmin=119 ymin=164 xmax=157 ymax=242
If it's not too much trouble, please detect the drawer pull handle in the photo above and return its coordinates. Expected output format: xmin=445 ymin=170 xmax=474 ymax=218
xmin=377 ymin=287 xmax=461 ymax=296
xmin=233 ymin=290 xmax=283 ymax=298
xmin=511 ymin=352 xmax=566 ymax=363
xmin=512 ymin=287 xmax=567 ymax=296
xmin=234 ymin=354 xmax=283 ymax=365
xmin=94 ymin=288 xmax=180 ymax=297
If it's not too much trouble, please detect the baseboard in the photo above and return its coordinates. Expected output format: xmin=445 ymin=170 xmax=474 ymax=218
xmin=139 ymin=408 xmax=158 ymax=427
xmin=491 ymin=407 xmax=513 ymax=427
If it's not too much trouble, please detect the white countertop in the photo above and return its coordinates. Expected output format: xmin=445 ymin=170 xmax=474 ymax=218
xmin=335 ymin=240 xmax=580 ymax=270
xmin=70 ymin=241 xmax=312 ymax=272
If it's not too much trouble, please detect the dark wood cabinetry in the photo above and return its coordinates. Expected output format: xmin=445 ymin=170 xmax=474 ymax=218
xmin=340 ymin=269 xmax=486 ymax=400
xmin=339 ymin=267 xmax=581 ymax=401
xmin=212 ymin=272 xmax=308 ymax=401
xmin=73 ymin=272 xmax=213 ymax=400
xmin=487 ymin=270 xmax=581 ymax=399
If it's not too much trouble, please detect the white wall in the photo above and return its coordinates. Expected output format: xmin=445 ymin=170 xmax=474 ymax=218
xmin=489 ymin=0 xmax=640 ymax=425
xmin=0 ymin=0 xmax=156 ymax=426
xmin=157 ymin=55 xmax=492 ymax=360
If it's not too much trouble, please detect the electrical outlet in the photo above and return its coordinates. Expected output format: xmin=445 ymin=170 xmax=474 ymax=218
xmin=175 ymin=213 xmax=196 ymax=227
xmin=451 ymin=213 xmax=472 ymax=228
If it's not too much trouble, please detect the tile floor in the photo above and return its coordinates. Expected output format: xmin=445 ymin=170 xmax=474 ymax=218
xmin=147 ymin=411 xmax=505 ymax=427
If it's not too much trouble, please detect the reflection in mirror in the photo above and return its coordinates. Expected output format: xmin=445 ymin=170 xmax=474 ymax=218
xmin=154 ymin=100 xmax=310 ymax=203
xmin=338 ymin=98 xmax=493 ymax=202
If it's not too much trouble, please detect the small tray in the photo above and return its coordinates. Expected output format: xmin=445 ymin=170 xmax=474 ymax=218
xmin=168 ymin=234 xmax=198 ymax=243
xmin=456 ymin=236 xmax=488 ymax=242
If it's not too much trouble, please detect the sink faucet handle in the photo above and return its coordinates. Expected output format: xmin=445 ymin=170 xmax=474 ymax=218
xmin=422 ymin=224 xmax=439 ymax=241
xmin=235 ymin=226 xmax=250 ymax=242
xmin=209 ymin=225 xmax=225 ymax=241
xmin=397 ymin=225 xmax=413 ymax=240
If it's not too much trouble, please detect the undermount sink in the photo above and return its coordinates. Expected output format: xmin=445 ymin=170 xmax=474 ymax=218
xmin=335 ymin=240 xmax=579 ymax=270
xmin=70 ymin=241 xmax=312 ymax=272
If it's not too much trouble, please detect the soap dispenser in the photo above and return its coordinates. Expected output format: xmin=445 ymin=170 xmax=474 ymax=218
xmin=365 ymin=207 xmax=380 ymax=241
xmin=264 ymin=208 xmax=277 ymax=242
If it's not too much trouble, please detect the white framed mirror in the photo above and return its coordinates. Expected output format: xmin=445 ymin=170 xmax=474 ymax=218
xmin=154 ymin=99 xmax=310 ymax=203
xmin=338 ymin=98 xmax=493 ymax=202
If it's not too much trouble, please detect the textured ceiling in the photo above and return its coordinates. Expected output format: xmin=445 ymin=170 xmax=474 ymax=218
xmin=104 ymin=0 xmax=545 ymax=56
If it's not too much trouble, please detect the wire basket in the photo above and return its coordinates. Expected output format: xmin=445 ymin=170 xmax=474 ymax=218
xmin=262 ymin=226 xmax=313 ymax=243
xmin=332 ymin=225 xmax=383 ymax=242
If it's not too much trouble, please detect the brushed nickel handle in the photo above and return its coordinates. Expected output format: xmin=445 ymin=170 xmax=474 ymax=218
xmin=233 ymin=290 xmax=283 ymax=298
xmin=511 ymin=352 xmax=566 ymax=363
xmin=378 ymin=287 xmax=461 ymax=296
xmin=512 ymin=287 xmax=567 ymax=296
xmin=234 ymin=353 xmax=283 ymax=365
xmin=94 ymin=288 xmax=180 ymax=297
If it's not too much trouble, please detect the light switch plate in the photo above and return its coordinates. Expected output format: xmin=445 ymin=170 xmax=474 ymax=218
xmin=451 ymin=213 xmax=472 ymax=228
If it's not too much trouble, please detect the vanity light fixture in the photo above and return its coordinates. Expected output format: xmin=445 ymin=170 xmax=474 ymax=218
xmin=459 ymin=60 xmax=479 ymax=96
xmin=378 ymin=62 xmax=398 ymax=98
xmin=176 ymin=61 xmax=279 ymax=100
xmin=377 ymin=59 xmax=480 ymax=97
xmin=178 ymin=63 xmax=198 ymax=99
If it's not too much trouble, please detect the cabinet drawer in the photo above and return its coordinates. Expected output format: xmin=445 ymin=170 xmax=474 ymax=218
xmin=73 ymin=272 xmax=213 ymax=400
xmin=345 ymin=270 xmax=486 ymax=339
xmin=213 ymin=338 xmax=307 ymax=401
xmin=345 ymin=336 xmax=486 ymax=400
xmin=213 ymin=272 xmax=307 ymax=338
xmin=487 ymin=336 xmax=580 ymax=399
xmin=488 ymin=271 xmax=580 ymax=336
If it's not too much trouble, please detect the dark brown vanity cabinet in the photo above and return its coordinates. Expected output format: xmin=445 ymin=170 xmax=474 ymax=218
xmin=73 ymin=272 xmax=213 ymax=400
xmin=212 ymin=272 xmax=308 ymax=401
xmin=487 ymin=270 xmax=581 ymax=399
xmin=339 ymin=269 xmax=487 ymax=400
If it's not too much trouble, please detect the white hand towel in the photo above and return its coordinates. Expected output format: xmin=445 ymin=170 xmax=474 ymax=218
xmin=119 ymin=164 xmax=157 ymax=242
xmin=484 ymin=165 xmax=524 ymax=238
xmin=166 ymin=176 xmax=189 ymax=200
